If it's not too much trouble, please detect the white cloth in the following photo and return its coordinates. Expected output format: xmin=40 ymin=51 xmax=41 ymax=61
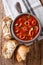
xmin=2 ymin=0 xmax=43 ymax=40
xmin=2 ymin=0 xmax=43 ymax=26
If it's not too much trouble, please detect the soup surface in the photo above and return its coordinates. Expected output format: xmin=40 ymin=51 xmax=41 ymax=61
xmin=13 ymin=14 xmax=39 ymax=40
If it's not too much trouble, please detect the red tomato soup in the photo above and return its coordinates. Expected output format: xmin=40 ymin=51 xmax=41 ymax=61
xmin=13 ymin=14 xmax=39 ymax=40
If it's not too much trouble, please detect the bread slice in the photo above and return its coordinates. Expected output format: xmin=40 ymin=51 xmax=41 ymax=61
xmin=2 ymin=17 xmax=13 ymax=40
xmin=16 ymin=45 xmax=30 ymax=62
xmin=2 ymin=40 xmax=18 ymax=59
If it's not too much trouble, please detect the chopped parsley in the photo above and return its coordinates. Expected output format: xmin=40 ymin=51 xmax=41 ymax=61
xmin=28 ymin=15 xmax=30 ymax=18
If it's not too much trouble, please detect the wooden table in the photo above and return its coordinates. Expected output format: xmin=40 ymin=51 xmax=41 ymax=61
xmin=0 ymin=0 xmax=43 ymax=65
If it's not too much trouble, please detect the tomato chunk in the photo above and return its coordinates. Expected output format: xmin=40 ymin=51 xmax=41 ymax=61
xmin=14 ymin=26 xmax=19 ymax=33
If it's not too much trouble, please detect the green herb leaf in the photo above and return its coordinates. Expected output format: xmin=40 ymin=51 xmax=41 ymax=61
xmin=28 ymin=15 xmax=30 ymax=18
xmin=24 ymin=18 xmax=26 ymax=20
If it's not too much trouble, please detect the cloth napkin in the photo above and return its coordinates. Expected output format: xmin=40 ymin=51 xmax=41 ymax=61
xmin=2 ymin=0 xmax=43 ymax=40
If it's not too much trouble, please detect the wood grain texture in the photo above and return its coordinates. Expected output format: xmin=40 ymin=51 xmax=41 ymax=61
xmin=0 ymin=0 xmax=5 ymax=65
xmin=0 ymin=0 xmax=43 ymax=65
xmin=26 ymin=41 xmax=41 ymax=65
xmin=40 ymin=40 xmax=43 ymax=65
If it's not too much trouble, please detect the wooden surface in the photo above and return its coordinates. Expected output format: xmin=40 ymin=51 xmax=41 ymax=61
xmin=0 ymin=0 xmax=43 ymax=65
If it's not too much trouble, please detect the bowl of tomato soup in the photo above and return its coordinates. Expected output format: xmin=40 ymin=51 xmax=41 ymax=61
xmin=11 ymin=13 xmax=41 ymax=44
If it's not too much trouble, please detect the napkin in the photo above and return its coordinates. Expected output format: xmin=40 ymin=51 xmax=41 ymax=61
xmin=2 ymin=0 xmax=43 ymax=40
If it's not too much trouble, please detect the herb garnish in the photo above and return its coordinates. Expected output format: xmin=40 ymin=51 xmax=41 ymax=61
xmin=28 ymin=15 xmax=30 ymax=18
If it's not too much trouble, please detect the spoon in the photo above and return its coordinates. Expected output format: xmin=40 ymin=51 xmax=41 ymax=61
xmin=15 ymin=2 xmax=22 ymax=13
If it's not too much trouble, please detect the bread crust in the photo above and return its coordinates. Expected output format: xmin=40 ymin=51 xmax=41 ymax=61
xmin=16 ymin=52 xmax=22 ymax=62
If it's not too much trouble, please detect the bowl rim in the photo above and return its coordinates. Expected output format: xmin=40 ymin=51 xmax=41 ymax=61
xmin=11 ymin=13 xmax=41 ymax=44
